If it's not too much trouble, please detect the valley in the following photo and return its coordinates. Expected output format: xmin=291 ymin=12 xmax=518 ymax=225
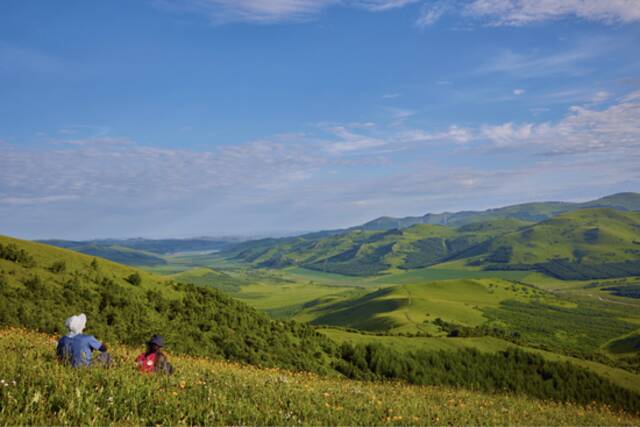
xmin=3 ymin=192 xmax=640 ymax=421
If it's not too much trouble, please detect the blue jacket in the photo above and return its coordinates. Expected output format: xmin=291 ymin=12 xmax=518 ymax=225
xmin=57 ymin=334 xmax=103 ymax=367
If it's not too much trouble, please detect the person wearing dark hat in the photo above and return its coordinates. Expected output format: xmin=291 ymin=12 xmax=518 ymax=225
xmin=136 ymin=335 xmax=174 ymax=374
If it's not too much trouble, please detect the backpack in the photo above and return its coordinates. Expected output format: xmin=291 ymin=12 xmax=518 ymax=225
xmin=136 ymin=352 xmax=157 ymax=373
xmin=136 ymin=351 xmax=174 ymax=374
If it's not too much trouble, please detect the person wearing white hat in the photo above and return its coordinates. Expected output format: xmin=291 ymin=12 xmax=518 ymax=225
xmin=56 ymin=313 xmax=108 ymax=367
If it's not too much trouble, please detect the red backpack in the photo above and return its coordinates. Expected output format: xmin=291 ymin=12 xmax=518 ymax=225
xmin=136 ymin=352 xmax=157 ymax=373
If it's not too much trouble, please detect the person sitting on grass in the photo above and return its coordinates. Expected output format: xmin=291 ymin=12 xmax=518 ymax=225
xmin=56 ymin=313 xmax=109 ymax=368
xmin=136 ymin=335 xmax=174 ymax=374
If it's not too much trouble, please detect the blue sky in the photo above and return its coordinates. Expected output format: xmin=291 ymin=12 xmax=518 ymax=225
xmin=1 ymin=0 xmax=640 ymax=239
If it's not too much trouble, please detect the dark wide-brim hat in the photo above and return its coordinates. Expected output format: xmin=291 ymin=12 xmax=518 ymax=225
xmin=148 ymin=335 xmax=165 ymax=347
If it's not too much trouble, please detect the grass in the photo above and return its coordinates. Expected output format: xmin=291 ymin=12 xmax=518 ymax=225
xmin=0 ymin=236 xmax=176 ymax=298
xmin=477 ymin=208 xmax=640 ymax=267
xmin=283 ymin=267 xmax=370 ymax=286
xmin=234 ymin=282 xmax=360 ymax=319
xmin=369 ymin=267 xmax=531 ymax=285
xmin=319 ymin=328 xmax=640 ymax=394
xmin=319 ymin=328 xmax=513 ymax=353
xmin=1 ymin=328 xmax=637 ymax=426
xmin=304 ymin=279 xmax=549 ymax=334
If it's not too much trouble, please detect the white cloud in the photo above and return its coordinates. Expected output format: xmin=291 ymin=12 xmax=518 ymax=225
xmin=480 ymin=39 xmax=606 ymax=77
xmin=3 ymin=90 xmax=640 ymax=238
xmin=352 ymin=0 xmax=419 ymax=12
xmin=155 ymin=0 xmax=640 ymax=26
xmin=415 ymin=2 xmax=447 ymax=27
xmin=324 ymin=126 xmax=388 ymax=153
xmin=465 ymin=0 xmax=640 ymax=26
xmin=0 ymin=137 xmax=326 ymax=208
xmin=513 ymin=88 xmax=525 ymax=96
xmin=400 ymin=125 xmax=473 ymax=144
xmin=482 ymin=122 xmax=533 ymax=145
xmin=590 ymin=90 xmax=611 ymax=104
xmin=155 ymin=0 xmax=418 ymax=23
xmin=384 ymin=107 xmax=417 ymax=127
xmin=480 ymin=90 xmax=640 ymax=154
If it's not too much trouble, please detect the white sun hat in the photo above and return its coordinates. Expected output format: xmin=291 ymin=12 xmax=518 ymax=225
xmin=65 ymin=313 xmax=87 ymax=337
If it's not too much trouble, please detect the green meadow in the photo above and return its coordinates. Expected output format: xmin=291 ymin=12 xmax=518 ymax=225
xmin=318 ymin=329 xmax=640 ymax=394
xmin=3 ymin=328 xmax=637 ymax=426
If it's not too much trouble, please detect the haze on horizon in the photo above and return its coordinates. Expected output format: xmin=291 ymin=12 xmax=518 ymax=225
xmin=1 ymin=1 xmax=640 ymax=240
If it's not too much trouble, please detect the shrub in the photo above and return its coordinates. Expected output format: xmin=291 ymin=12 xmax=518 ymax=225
xmin=126 ymin=272 xmax=142 ymax=286
xmin=49 ymin=261 xmax=66 ymax=274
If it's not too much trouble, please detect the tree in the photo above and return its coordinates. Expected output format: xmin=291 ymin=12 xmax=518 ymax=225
xmin=126 ymin=272 xmax=142 ymax=286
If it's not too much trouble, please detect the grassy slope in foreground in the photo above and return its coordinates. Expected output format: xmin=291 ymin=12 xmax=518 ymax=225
xmin=1 ymin=328 xmax=637 ymax=426
xmin=0 ymin=235 xmax=334 ymax=374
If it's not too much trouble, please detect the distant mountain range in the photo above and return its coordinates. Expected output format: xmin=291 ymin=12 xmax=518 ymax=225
xmin=355 ymin=192 xmax=640 ymax=231
xmin=224 ymin=192 xmax=640 ymax=279
xmin=38 ymin=192 xmax=640 ymax=271
xmin=38 ymin=237 xmax=243 ymax=266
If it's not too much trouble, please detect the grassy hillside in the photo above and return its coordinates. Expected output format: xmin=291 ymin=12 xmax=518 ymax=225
xmin=475 ymin=209 xmax=640 ymax=279
xmin=222 ymin=207 xmax=640 ymax=280
xmin=0 ymin=235 xmax=335 ymax=373
xmin=3 ymin=236 xmax=640 ymax=415
xmin=320 ymin=328 xmax=640 ymax=394
xmin=305 ymin=279 xmax=547 ymax=333
xmin=168 ymin=267 xmax=248 ymax=292
xmin=294 ymin=275 xmax=640 ymax=369
xmin=65 ymin=244 xmax=168 ymax=266
xmin=225 ymin=220 xmax=529 ymax=276
xmin=2 ymin=328 xmax=637 ymax=426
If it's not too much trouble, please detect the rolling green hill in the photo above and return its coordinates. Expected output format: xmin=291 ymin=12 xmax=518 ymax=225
xmin=303 ymin=279 xmax=547 ymax=333
xmin=475 ymin=209 xmax=640 ymax=279
xmin=168 ymin=267 xmax=248 ymax=292
xmin=2 ymin=235 xmax=640 ymax=414
xmin=63 ymin=244 xmax=169 ymax=266
xmin=222 ymin=207 xmax=640 ymax=280
xmin=357 ymin=192 xmax=640 ymax=230
xmin=226 ymin=219 xmax=530 ymax=276
xmin=0 ymin=235 xmax=335 ymax=373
